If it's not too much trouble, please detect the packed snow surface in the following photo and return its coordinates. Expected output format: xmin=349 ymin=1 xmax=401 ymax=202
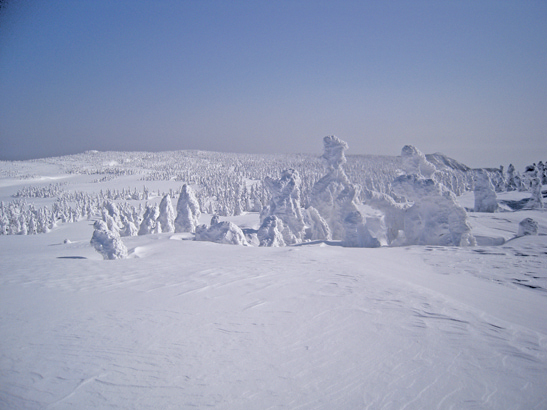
xmin=1 ymin=150 xmax=547 ymax=409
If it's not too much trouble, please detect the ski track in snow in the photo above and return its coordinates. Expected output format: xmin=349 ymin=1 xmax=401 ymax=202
xmin=1 ymin=221 xmax=547 ymax=409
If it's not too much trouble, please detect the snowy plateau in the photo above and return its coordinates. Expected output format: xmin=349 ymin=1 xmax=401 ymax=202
xmin=1 ymin=141 xmax=547 ymax=410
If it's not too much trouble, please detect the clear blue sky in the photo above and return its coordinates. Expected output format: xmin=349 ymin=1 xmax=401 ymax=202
xmin=1 ymin=0 xmax=545 ymax=170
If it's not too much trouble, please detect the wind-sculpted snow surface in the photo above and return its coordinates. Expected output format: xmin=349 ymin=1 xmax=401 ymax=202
xmin=2 ymin=151 xmax=547 ymax=409
xmin=474 ymin=169 xmax=498 ymax=212
xmin=2 ymin=214 xmax=547 ymax=409
xmin=174 ymin=184 xmax=201 ymax=233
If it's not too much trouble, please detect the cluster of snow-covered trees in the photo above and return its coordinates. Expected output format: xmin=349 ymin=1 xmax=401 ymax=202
xmin=2 ymin=140 xmax=544 ymax=257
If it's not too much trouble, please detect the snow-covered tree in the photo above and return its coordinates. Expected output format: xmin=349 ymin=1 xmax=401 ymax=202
xmin=175 ymin=185 xmax=201 ymax=233
xmin=391 ymin=174 xmax=475 ymax=246
xmin=401 ymin=145 xmax=436 ymax=178
xmin=474 ymin=169 xmax=498 ymax=212
xmin=90 ymin=220 xmax=128 ymax=260
xmin=309 ymin=136 xmax=361 ymax=240
xmin=257 ymin=215 xmax=286 ymax=247
xmin=157 ymin=194 xmax=175 ymax=233
xmin=138 ymin=204 xmax=160 ymax=235
xmin=260 ymin=169 xmax=306 ymax=244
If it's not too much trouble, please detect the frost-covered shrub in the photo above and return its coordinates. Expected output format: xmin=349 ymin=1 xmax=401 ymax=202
xmin=517 ymin=218 xmax=539 ymax=237
xmin=90 ymin=220 xmax=127 ymax=260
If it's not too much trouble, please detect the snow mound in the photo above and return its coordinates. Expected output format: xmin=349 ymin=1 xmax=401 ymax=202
xmin=518 ymin=218 xmax=539 ymax=237
xmin=195 ymin=220 xmax=248 ymax=246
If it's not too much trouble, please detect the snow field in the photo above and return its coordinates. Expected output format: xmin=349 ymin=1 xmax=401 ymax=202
xmin=1 ymin=217 xmax=547 ymax=409
xmin=1 ymin=148 xmax=547 ymax=409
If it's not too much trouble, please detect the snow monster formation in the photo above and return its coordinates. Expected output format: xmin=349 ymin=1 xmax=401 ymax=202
xmin=90 ymin=220 xmax=128 ymax=260
xmin=257 ymin=215 xmax=287 ymax=247
xmin=342 ymin=211 xmax=381 ymax=248
xmin=175 ymin=184 xmax=201 ymax=233
xmin=528 ymin=178 xmax=544 ymax=209
xmin=401 ymin=144 xmax=437 ymax=178
xmin=195 ymin=216 xmax=248 ymax=246
xmin=365 ymin=145 xmax=475 ymax=247
xmin=391 ymin=174 xmax=476 ymax=247
xmin=157 ymin=194 xmax=175 ymax=233
xmin=138 ymin=204 xmax=160 ymax=235
xmin=259 ymin=169 xmax=306 ymax=245
xmin=309 ymin=136 xmax=361 ymax=241
xmin=474 ymin=169 xmax=498 ymax=212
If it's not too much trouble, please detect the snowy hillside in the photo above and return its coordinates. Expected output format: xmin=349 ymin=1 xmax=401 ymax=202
xmin=1 ymin=144 xmax=546 ymax=409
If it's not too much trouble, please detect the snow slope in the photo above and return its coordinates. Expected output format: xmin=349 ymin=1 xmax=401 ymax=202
xmin=1 ymin=152 xmax=546 ymax=409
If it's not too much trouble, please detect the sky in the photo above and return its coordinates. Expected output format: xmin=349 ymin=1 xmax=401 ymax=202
xmin=0 ymin=0 xmax=545 ymax=170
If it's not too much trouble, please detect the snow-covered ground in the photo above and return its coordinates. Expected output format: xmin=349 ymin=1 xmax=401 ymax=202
xmin=1 ymin=152 xmax=546 ymax=409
